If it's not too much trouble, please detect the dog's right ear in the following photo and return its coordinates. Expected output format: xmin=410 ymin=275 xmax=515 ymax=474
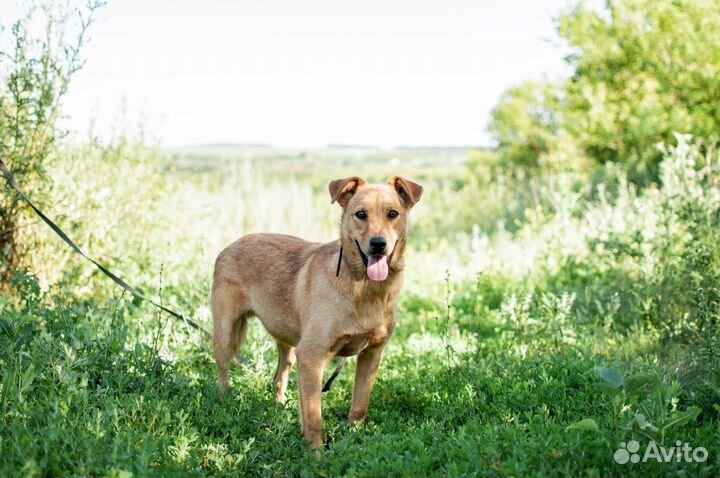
xmin=328 ymin=176 xmax=366 ymax=207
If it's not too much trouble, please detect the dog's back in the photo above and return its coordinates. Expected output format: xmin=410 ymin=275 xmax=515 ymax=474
xmin=212 ymin=233 xmax=329 ymax=346
xmin=214 ymin=233 xmax=315 ymax=293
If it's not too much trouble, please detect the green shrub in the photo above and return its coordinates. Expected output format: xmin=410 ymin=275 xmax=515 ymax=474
xmin=489 ymin=0 xmax=720 ymax=182
xmin=0 ymin=1 xmax=102 ymax=283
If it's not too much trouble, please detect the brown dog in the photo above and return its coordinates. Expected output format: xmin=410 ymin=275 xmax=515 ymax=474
xmin=211 ymin=175 xmax=423 ymax=448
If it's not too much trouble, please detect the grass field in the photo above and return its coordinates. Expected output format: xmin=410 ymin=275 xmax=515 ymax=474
xmin=1 ymin=139 xmax=719 ymax=477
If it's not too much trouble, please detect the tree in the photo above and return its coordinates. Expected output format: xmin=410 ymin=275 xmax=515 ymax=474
xmin=488 ymin=81 xmax=562 ymax=169
xmin=489 ymin=0 xmax=720 ymax=180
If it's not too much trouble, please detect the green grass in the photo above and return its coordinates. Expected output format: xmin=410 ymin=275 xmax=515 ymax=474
xmin=1 ymin=267 xmax=718 ymax=477
xmin=2 ymin=140 xmax=720 ymax=477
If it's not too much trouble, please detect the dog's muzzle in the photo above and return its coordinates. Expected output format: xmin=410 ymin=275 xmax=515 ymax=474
xmin=354 ymin=239 xmax=397 ymax=281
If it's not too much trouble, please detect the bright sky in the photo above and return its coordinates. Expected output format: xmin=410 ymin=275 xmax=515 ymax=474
xmin=28 ymin=0 xmax=586 ymax=148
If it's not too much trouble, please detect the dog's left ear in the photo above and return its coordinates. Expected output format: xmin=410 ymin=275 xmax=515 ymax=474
xmin=389 ymin=176 xmax=423 ymax=209
xmin=329 ymin=176 xmax=366 ymax=207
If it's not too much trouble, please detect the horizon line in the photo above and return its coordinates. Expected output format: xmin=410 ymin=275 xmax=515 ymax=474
xmin=167 ymin=142 xmax=493 ymax=151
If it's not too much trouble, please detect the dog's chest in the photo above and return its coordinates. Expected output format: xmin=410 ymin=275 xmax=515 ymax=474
xmin=330 ymin=280 xmax=399 ymax=356
xmin=334 ymin=322 xmax=392 ymax=357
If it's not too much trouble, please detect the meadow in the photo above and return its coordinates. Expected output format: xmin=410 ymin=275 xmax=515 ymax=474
xmin=2 ymin=0 xmax=720 ymax=475
xmin=1 ymin=137 xmax=719 ymax=477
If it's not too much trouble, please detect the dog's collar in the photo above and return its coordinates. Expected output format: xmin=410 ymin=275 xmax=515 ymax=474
xmin=336 ymin=240 xmax=397 ymax=278
xmin=336 ymin=246 xmax=343 ymax=277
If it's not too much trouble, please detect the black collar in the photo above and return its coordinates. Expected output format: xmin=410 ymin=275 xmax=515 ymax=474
xmin=336 ymin=246 xmax=343 ymax=277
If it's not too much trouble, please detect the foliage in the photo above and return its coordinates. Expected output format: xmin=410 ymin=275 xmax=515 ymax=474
xmin=488 ymin=0 xmax=720 ymax=181
xmin=2 ymin=136 xmax=719 ymax=476
xmin=0 ymin=1 xmax=102 ymax=284
xmin=2 ymin=267 xmax=718 ymax=477
xmin=1 ymin=1 xmax=719 ymax=475
xmin=589 ymin=367 xmax=701 ymax=444
xmin=488 ymin=81 xmax=569 ymax=170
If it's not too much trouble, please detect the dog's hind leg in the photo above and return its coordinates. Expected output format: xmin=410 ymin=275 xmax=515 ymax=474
xmin=211 ymin=280 xmax=250 ymax=389
xmin=274 ymin=341 xmax=296 ymax=404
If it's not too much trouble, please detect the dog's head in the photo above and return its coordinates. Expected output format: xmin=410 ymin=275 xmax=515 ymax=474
xmin=329 ymin=176 xmax=423 ymax=282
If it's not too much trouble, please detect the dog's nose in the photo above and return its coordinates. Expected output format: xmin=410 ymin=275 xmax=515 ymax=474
xmin=369 ymin=236 xmax=387 ymax=254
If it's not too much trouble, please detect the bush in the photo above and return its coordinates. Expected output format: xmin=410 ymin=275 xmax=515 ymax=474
xmin=0 ymin=1 xmax=102 ymax=284
xmin=489 ymin=0 xmax=720 ymax=182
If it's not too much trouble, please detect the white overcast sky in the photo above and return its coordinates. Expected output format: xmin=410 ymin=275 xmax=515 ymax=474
xmin=7 ymin=0 xmax=595 ymax=148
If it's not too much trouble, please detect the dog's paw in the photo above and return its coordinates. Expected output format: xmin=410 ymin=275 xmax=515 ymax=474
xmin=348 ymin=415 xmax=366 ymax=430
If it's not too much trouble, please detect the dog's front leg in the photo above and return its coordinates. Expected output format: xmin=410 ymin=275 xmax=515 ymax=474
xmin=348 ymin=343 xmax=386 ymax=426
xmin=296 ymin=344 xmax=329 ymax=449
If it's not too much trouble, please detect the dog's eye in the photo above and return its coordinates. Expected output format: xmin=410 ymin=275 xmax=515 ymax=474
xmin=388 ymin=210 xmax=399 ymax=219
xmin=355 ymin=210 xmax=367 ymax=220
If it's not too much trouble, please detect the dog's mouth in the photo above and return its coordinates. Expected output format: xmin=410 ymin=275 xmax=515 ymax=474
xmin=354 ymin=240 xmax=395 ymax=282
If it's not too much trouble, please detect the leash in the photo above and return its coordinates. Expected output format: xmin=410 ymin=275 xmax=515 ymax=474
xmin=1 ymin=157 xmax=347 ymax=391
xmin=0 ymin=158 xmax=251 ymax=365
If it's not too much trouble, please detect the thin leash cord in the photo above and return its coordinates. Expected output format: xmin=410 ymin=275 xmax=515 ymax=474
xmin=0 ymin=157 xmax=347 ymax=389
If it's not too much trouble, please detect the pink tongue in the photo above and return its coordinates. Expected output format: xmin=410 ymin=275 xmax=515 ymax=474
xmin=367 ymin=255 xmax=389 ymax=281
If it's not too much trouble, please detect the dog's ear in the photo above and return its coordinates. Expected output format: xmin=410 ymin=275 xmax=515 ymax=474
xmin=329 ymin=176 xmax=366 ymax=207
xmin=389 ymin=176 xmax=423 ymax=209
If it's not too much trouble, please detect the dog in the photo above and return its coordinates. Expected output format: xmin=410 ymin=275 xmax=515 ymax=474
xmin=211 ymin=175 xmax=423 ymax=449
